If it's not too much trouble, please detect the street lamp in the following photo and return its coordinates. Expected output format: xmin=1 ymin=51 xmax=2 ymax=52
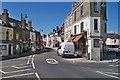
xmin=20 ymin=13 xmax=27 ymax=55
xmin=100 ymin=2 xmax=106 ymax=60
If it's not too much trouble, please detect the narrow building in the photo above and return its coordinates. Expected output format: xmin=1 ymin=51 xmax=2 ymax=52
xmin=64 ymin=0 xmax=107 ymax=61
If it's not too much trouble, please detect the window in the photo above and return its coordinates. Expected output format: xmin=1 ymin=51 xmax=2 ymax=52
xmin=0 ymin=45 xmax=7 ymax=50
xmin=94 ymin=19 xmax=98 ymax=31
xmin=74 ymin=25 xmax=77 ymax=34
xmin=105 ymin=23 xmax=106 ymax=33
xmin=94 ymin=39 xmax=99 ymax=48
xmin=74 ymin=11 xmax=76 ymax=21
xmin=80 ymin=5 xmax=83 ymax=16
xmin=94 ymin=2 xmax=98 ymax=12
xmin=32 ymin=35 xmax=34 ymax=42
xmin=9 ymin=22 xmax=16 ymax=27
xmin=6 ymin=29 xmax=9 ymax=40
xmin=16 ymin=34 xmax=19 ymax=40
xmin=81 ymin=22 xmax=84 ymax=32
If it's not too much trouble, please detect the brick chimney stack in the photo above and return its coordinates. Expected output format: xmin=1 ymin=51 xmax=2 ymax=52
xmin=22 ymin=18 xmax=26 ymax=29
xmin=27 ymin=20 xmax=32 ymax=31
xmin=2 ymin=9 xmax=9 ymax=26
xmin=2 ymin=9 xmax=9 ymax=15
xmin=72 ymin=2 xmax=76 ymax=10
xmin=28 ymin=20 xmax=32 ymax=27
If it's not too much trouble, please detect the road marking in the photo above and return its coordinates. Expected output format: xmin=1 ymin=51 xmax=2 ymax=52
xmin=32 ymin=55 xmax=35 ymax=69
xmin=0 ymin=64 xmax=28 ymax=69
xmin=109 ymin=65 xmax=120 ymax=67
xmin=0 ymin=69 xmax=5 ymax=74
xmin=27 ymin=55 xmax=32 ymax=64
xmin=96 ymin=71 xmax=120 ymax=79
xmin=46 ymin=58 xmax=59 ymax=64
xmin=2 ymin=69 xmax=32 ymax=74
xmin=0 ymin=66 xmax=9 ymax=69
xmin=2 ymin=72 xmax=34 ymax=78
xmin=105 ymin=72 xmax=119 ymax=75
xmin=11 ymin=65 xmax=31 ymax=69
xmin=35 ymin=72 xmax=40 ymax=80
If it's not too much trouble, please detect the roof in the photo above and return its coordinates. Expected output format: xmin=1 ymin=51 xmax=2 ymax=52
xmin=68 ymin=36 xmax=75 ymax=42
xmin=107 ymin=33 xmax=120 ymax=39
xmin=73 ymin=35 xmax=83 ymax=42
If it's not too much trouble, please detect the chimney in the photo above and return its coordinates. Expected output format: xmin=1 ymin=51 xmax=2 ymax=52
xmin=2 ymin=9 xmax=9 ymax=26
xmin=28 ymin=20 xmax=32 ymax=30
xmin=72 ymin=2 xmax=76 ymax=10
xmin=22 ymin=18 xmax=26 ymax=29
xmin=28 ymin=20 xmax=32 ymax=27
xmin=2 ymin=9 xmax=9 ymax=15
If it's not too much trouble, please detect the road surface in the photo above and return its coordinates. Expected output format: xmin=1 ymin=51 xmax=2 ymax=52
xmin=0 ymin=48 xmax=119 ymax=80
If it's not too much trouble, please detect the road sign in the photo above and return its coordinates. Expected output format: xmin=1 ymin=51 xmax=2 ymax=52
xmin=99 ymin=40 xmax=104 ymax=44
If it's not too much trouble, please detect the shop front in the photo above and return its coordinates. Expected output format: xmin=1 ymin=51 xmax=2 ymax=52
xmin=68 ymin=33 xmax=87 ymax=56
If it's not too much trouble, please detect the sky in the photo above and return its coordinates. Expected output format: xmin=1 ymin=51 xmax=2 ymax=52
xmin=1 ymin=2 xmax=119 ymax=35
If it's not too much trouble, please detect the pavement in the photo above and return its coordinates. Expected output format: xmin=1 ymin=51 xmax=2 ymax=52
xmin=51 ymin=47 xmax=119 ymax=63
xmin=0 ymin=48 xmax=119 ymax=79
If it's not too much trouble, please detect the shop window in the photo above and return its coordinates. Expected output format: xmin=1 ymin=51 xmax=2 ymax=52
xmin=94 ymin=39 xmax=99 ymax=48
xmin=2 ymin=45 xmax=7 ymax=50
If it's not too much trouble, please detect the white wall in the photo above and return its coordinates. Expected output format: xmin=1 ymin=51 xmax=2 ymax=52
xmin=30 ymin=32 xmax=36 ymax=43
xmin=106 ymin=38 xmax=120 ymax=45
xmin=72 ymin=17 xmax=90 ymax=35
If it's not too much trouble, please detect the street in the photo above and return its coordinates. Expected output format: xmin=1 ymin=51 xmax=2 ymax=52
xmin=0 ymin=48 xmax=119 ymax=80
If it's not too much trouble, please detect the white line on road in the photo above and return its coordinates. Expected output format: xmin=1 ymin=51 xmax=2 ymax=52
xmin=32 ymin=55 xmax=35 ymax=69
xmin=2 ymin=69 xmax=32 ymax=74
xmin=96 ymin=71 xmax=120 ymax=79
xmin=11 ymin=65 xmax=32 ymax=69
xmin=5 ymin=69 xmax=32 ymax=74
xmin=35 ymin=72 xmax=40 ymax=80
xmin=46 ymin=58 xmax=59 ymax=64
xmin=109 ymin=65 xmax=120 ymax=67
xmin=27 ymin=55 xmax=32 ymax=64
xmin=105 ymin=72 xmax=119 ymax=75
xmin=0 ymin=69 xmax=5 ymax=74
xmin=2 ymin=72 xmax=34 ymax=78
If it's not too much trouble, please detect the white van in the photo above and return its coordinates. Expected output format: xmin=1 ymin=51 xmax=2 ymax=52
xmin=57 ymin=42 xmax=76 ymax=57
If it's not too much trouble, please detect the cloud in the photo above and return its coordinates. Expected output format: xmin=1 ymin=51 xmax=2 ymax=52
xmin=107 ymin=30 xmax=114 ymax=33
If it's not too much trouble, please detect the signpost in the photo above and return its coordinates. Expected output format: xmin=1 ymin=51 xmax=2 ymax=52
xmin=99 ymin=39 xmax=104 ymax=61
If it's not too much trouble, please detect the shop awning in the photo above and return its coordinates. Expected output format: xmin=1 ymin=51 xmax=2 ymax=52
xmin=73 ymin=35 xmax=83 ymax=42
xmin=68 ymin=36 xmax=75 ymax=42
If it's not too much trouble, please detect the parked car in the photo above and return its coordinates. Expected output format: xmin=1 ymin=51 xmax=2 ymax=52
xmin=57 ymin=42 xmax=76 ymax=57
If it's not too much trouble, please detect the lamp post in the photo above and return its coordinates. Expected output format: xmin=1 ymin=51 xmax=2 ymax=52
xmin=100 ymin=2 xmax=106 ymax=60
xmin=20 ymin=13 xmax=27 ymax=55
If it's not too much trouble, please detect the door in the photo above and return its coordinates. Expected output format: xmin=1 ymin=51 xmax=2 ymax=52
xmin=8 ymin=44 xmax=11 ymax=55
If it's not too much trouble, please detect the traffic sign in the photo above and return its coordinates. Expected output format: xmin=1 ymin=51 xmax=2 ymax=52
xmin=99 ymin=40 xmax=104 ymax=44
